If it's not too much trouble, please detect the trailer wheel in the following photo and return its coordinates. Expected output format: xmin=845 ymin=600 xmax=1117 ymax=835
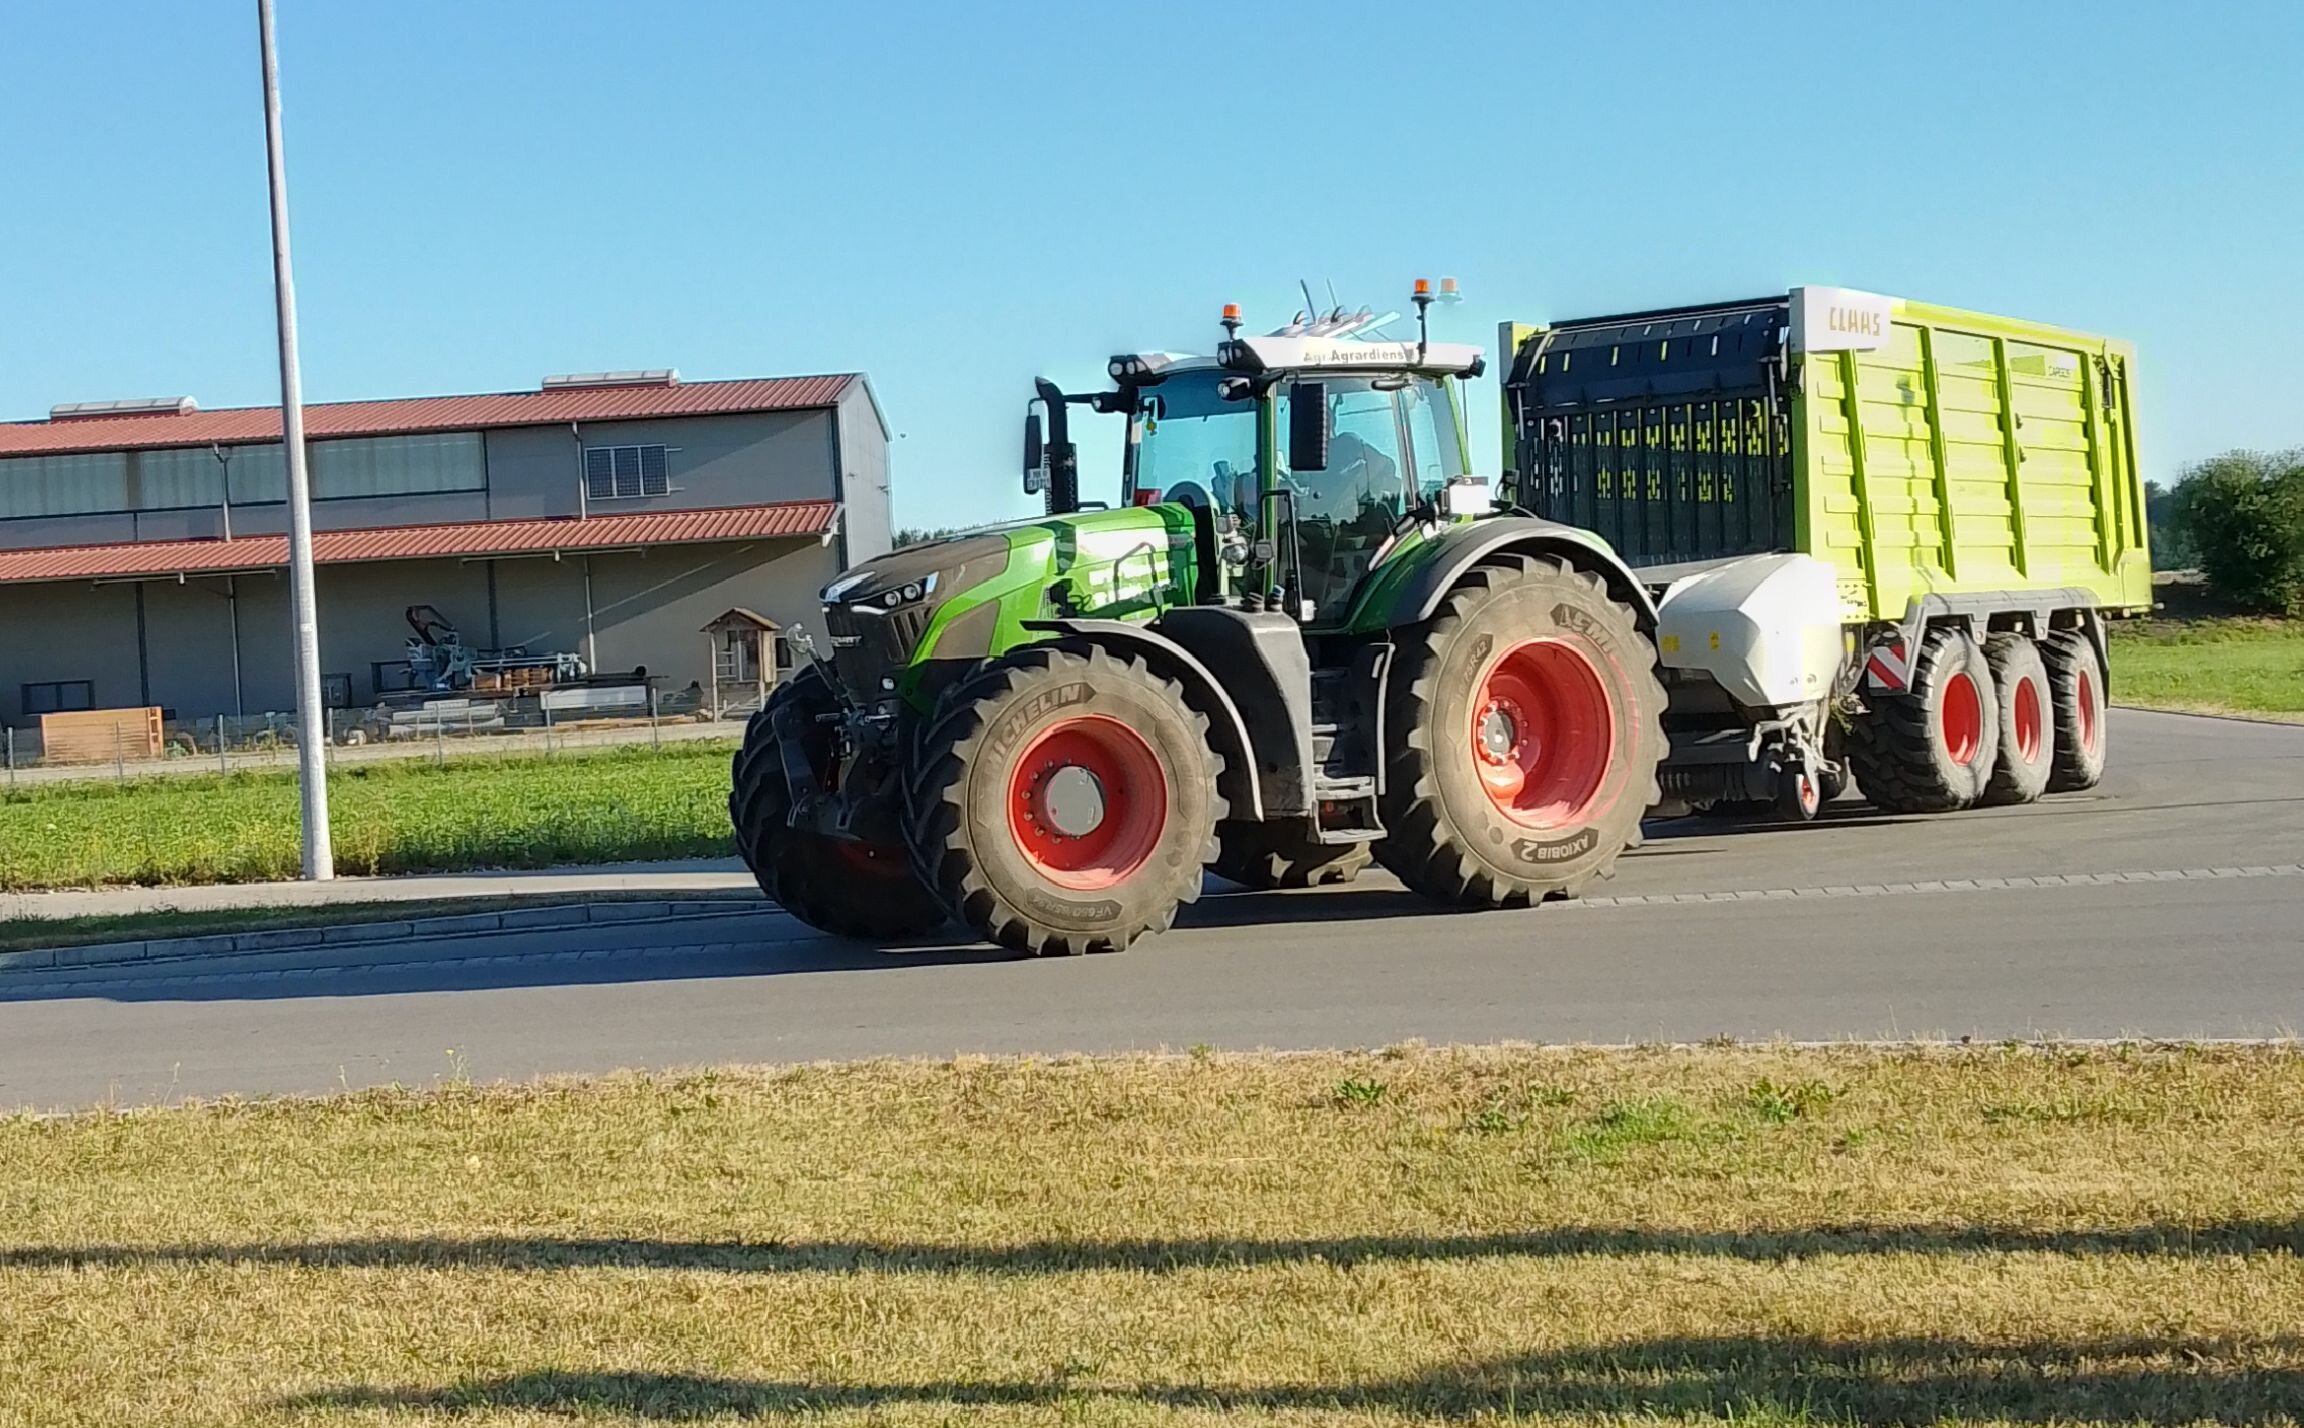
xmin=1375 ymin=555 xmax=1665 ymax=908
xmin=1818 ymin=718 xmax=1850 ymax=803
xmin=2042 ymin=630 xmax=2108 ymax=791
xmin=1211 ymin=820 xmax=1372 ymax=889
xmin=1980 ymin=634 xmax=2055 ymax=806
xmin=1847 ymin=628 xmax=1999 ymax=813
xmin=729 ymin=667 xmax=946 ymax=940
xmin=906 ymin=643 xmax=1223 ymax=955
xmin=1774 ymin=765 xmax=1823 ymax=822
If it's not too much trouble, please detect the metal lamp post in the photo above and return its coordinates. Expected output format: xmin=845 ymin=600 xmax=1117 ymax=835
xmin=256 ymin=0 xmax=333 ymax=879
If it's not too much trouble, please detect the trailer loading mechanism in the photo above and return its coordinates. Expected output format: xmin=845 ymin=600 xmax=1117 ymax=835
xmin=1501 ymin=286 xmax=2149 ymax=819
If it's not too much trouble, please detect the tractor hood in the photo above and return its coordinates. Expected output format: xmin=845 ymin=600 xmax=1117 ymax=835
xmin=820 ymin=532 xmax=1012 ymax=612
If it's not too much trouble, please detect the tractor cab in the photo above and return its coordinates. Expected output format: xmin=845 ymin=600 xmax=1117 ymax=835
xmin=1026 ymin=287 xmax=1491 ymax=626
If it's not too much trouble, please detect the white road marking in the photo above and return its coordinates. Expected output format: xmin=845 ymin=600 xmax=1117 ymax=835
xmin=1572 ymin=864 xmax=2304 ymax=908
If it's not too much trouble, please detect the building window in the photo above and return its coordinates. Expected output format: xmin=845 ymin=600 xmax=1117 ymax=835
xmin=0 ymin=430 xmax=484 ymax=520
xmin=312 ymin=431 xmax=486 ymax=500
xmin=584 ymin=444 xmax=671 ymax=501
xmin=23 ymin=680 xmax=94 ymax=715
xmin=0 ymin=452 xmax=129 ymax=519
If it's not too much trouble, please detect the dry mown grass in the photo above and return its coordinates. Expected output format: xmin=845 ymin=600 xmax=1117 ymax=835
xmin=3 ymin=1043 xmax=2301 ymax=1425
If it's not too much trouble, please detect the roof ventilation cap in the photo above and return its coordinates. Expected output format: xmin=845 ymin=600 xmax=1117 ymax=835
xmin=50 ymin=396 xmax=199 ymax=421
xmin=541 ymin=369 xmax=679 ymax=391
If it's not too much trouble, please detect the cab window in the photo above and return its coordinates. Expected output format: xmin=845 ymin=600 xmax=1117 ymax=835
xmin=1279 ymin=378 xmax=1411 ymax=617
xmin=1401 ymin=379 xmax=1464 ymax=499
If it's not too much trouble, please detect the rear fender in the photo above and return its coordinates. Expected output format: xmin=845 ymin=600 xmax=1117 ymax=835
xmin=1359 ymin=517 xmax=1661 ymax=633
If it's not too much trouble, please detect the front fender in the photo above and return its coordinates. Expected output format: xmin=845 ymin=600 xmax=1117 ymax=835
xmin=1019 ymin=618 xmax=1277 ymax=819
xmin=1346 ymin=517 xmax=1660 ymax=634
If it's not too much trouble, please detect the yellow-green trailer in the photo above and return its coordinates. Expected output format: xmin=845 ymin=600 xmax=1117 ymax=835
xmin=1497 ymin=288 xmax=2152 ymax=625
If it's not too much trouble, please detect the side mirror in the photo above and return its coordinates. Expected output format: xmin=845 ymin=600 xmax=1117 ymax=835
xmin=1288 ymin=382 xmax=1328 ymax=471
xmin=1023 ymin=404 xmax=1048 ymax=494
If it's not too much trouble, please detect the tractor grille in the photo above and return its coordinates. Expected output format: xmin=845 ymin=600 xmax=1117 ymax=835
xmin=822 ymin=601 xmax=932 ymax=699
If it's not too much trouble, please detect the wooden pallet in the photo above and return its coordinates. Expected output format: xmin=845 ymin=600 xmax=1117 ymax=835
xmin=40 ymin=706 xmax=164 ymax=764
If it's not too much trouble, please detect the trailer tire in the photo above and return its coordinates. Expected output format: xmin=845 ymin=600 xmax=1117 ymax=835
xmin=729 ymin=667 xmax=946 ymax=941
xmin=2042 ymin=630 xmax=2108 ymax=792
xmin=1847 ymin=628 xmax=1998 ymax=813
xmin=1774 ymin=765 xmax=1823 ymax=822
xmin=1980 ymin=634 xmax=2054 ymax=806
xmin=1211 ymin=820 xmax=1372 ymax=889
xmin=1818 ymin=719 xmax=1850 ymax=803
xmin=1374 ymin=555 xmax=1665 ymax=908
xmin=906 ymin=643 xmax=1223 ymax=955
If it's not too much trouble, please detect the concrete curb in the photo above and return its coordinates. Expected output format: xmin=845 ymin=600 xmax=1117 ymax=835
xmin=0 ymin=897 xmax=770 ymax=975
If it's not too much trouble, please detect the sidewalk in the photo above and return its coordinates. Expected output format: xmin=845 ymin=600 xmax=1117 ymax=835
xmin=0 ymin=858 xmax=757 ymax=924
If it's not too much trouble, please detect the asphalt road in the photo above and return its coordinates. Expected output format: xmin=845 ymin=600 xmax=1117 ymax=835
xmin=1 ymin=709 xmax=2297 ymax=1110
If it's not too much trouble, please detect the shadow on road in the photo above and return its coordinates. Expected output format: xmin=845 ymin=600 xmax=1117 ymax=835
xmin=0 ymin=919 xmax=1019 ymax=1005
xmin=1643 ymin=792 xmax=2304 ymax=843
xmin=0 ymin=878 xmax=1542 ymax=1006
xmin=274 ymin=1331 xmax=2304 ymax=1423
xmin=13 ymin=1218 xmax=2298 ymax=1273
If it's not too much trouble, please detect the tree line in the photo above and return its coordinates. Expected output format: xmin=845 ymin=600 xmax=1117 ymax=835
xmin=2148 ymin=450 xmax=2304 ymax=615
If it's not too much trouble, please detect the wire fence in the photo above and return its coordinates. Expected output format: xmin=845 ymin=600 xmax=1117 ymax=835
xmin=2 ymin=682 xmax=761 ymax=789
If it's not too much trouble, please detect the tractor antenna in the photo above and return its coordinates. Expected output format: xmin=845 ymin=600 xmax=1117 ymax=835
xmin=1412 ymin=278 xmax=1435 ymax=362
xmin=1300 ymin=279 xmax=1321 ymax=322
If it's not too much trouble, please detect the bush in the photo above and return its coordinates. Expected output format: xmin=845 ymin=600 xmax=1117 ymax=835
xmin=2168 ymin=450 xmax=2304 ymax=614
xmin=2145 ymin=480 xmax=2195 ymax=570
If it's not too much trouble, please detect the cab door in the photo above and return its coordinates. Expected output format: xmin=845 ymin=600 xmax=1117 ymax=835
xmin=1280 ymin=377 xmax=1413 ymax=619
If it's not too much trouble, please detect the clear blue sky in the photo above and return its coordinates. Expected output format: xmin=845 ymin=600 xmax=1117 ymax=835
xmin=4 ymin=1 xmax=2299 ymax=531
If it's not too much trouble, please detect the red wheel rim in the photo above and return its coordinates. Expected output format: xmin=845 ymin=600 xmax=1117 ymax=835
xmin=2013 ymin=674 xmax=2045 ymax=763
xmin=1469 ymin=638 xmax=1616 ymax=829
xmin=1797 ymin=771 xmax=1819 ymax=815
xmin=1941 ymin=671 xmax=1983 ymax=766
xmin=1007 ymin=715 xmax=1167 ymax=891
xmin=2078 ymin=664 xmax=2101 ymax=753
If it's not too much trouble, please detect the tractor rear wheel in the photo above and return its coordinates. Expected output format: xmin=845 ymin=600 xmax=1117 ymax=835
xmin=1846 ymin=628 xmax=1998 ymax=813
xmin=1980 ymin=634 xmax=2054 ymax=806
xmin=2042 ymin=630 xmax=2109 ymax=791
xmin=1211 ymin=820 xmax=1372 ymax=889
xmin=1374 ymin=555 xmax=1665 ymax=908
xmin=729 ymin=667 xmax=947 ymax=940
xmin=906 ymin=643 xmax=1223 ymax=955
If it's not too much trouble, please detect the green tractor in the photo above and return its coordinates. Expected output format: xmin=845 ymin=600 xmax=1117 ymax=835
xmin=730 ymin=286 xmax=1666 ymax=953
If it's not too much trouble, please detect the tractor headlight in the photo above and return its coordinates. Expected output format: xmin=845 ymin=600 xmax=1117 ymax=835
xmin=843 ymin=570 xmax=938 ymax=614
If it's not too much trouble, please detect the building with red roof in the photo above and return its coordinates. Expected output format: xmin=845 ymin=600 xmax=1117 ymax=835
xmin=0 ymin=369 xmax=891 ymax=725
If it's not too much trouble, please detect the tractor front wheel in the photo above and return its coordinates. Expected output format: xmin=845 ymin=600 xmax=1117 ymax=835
xmin=729 ymin=667 xmax=947 ymax=940
xmin=906 ymin=644 xmax=1223 ymax=955
xmin=1375 ymin=555 xmax=1666 ymax=908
